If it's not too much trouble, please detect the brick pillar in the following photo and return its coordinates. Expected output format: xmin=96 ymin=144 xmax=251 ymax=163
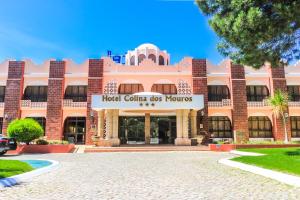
xmin=230 ymin=63 xmax=249 ymax=143
xmin=86 ymin=59 xmax=103 ymax=145
xmin=2 ymin=61 xmax=25 ymax=134
xmin=268 ymin=66 xmax=290 ymax=141
xmin=192 ymin=59 xmax=209 ymax=143
xmin=46 ymin=61 xmax=65 ymax=140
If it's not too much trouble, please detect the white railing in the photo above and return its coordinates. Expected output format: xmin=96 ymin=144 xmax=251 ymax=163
xmin=247 ymin=99 xmax=269 ymax=107
xmin=21 ymin=100 xmax=47 ymax=108
xmin=288 ymin=102 xmax=300 ymax=107
xmin=63 ymin=99 xmax=87 ymax=108
xmin=0 ymin=102 xmax=4 ymax=108
xmin=208 ymin=99 xmax=231 ymax=107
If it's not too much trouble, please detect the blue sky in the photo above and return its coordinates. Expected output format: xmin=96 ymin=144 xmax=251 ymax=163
xmin=0 ymin=0 xmax=223 ymax=64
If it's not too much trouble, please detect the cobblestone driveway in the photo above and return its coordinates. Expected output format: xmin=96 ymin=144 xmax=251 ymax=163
xmin=1 ymin=151 xmax=300 ymax=200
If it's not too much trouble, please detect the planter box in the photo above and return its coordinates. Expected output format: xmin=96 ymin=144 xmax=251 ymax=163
xmin=8 ymin=144 xmax=75 ymax=154
xmin=209 ymin=144 xmax=300 ymax=152
xmin=209 ymin=144 xmax=236 ymax=152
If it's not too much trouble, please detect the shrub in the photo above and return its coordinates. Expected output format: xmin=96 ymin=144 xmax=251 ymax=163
xmin=35 ymin=139 xmax=49 ymax=145
xmin=7 ymin=118 xmax=44 ymax=145
xmin=47 ymin=140 xmax=69 ymax=145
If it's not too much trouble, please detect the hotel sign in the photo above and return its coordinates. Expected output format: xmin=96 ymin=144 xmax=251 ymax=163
xmin=92 ymin=94 xmax=204 ymax=110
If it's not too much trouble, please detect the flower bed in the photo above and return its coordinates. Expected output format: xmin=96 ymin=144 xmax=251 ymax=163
xmin=209 ymin=144 xmax=300 ymax=152
xmin=8 ymin=144 xmax=75 ymax=154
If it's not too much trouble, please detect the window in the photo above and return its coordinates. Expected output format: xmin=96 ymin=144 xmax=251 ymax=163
xmin=208 ymin=85 xmax=230 ymax=101
xmin=290 ymin=116 xmax=300 ymax=137
xmin=64 ymin=86 xmax=87 ymax=102
xmin=148 ymin=54 xmax=156 ymax=63
xmin=159 ymin=56 xmax=164 ymax=65
xmin=0 ymin=118 xmax=3 ymax=135
xmin=23 ymin=86 xmax=48 ymax=102
xmin=64 ymin=117 xmax=86 ymax=144
xmin=27 ymin=117 xmax=46 ymax=134
xmin=130 ymin=56 xmax=135 ymax=65
xmin=0 ymin=86 xmax=5 ymax=102
xmin=288 ymin=86 xmax=300 ymax=101
xmin=151 ymin=84 xmax=177 ymax=94
xmin=118 ymin=84 xmax=144 ymax=94
xmin=209 ymin=116 xmax=232 ymax=138
xmin=248 ymin=116 xmax=272 ymax=138
xmin=246 ymin=86 xmax=269 ymax=101
xmin=138 ymin=54 xmax=146 ymax=65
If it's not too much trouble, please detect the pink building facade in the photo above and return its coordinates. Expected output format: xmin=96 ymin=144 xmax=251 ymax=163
xmin=0 ymin=43 xmax=300 ymax=146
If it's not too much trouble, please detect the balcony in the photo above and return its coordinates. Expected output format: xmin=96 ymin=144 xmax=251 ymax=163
xmin=208 ymin=99 xmax=231 ymax=107
xmin=288 ymin=102 xmax=300 ymax=107
xmin=21 ymin=100 xmax=47 ymax=108
xmin=0 ymin=102 xmax=4 ymax=108
xmin=63 ymin=99 xmax=87 ymax=108
xmin=247 ymin=100 xmax=269 ymax=107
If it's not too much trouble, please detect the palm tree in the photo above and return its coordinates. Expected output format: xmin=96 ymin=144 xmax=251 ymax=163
xmin=267 ymin=89 xmax=289 ymax=143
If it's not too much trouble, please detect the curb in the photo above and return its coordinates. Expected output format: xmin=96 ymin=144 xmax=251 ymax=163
xmin=219 ymin=157 xmax=300 ymax=187
xmin=229 ymin=150 xmax=264 ymax=156
xmin=0 ymin=159 xmax=59 ymax=188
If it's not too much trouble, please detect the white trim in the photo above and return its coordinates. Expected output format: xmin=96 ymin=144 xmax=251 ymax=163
xmin=219 ymin=158 xmax=300 ymax=187
xmin=0 ymin=159 xmax=59 ymax=188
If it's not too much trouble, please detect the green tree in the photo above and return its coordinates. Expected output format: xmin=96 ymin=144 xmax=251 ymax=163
xmin=7 ymin=118 xmax=44 ymax=145
xmin=196 ymin=0 xmax=300 ymax=69
xmin=267 ymin=90 xmax=289 ymax=143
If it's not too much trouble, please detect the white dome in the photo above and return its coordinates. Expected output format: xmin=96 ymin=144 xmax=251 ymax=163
xmin=137 ymin=43 xmax=159 ymax=50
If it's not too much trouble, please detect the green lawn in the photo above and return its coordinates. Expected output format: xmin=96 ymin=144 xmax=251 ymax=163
xmin=232 ymin=148 xmax=300 ymax=176
xmin=0 ymin=160 xmax=34 ymax=178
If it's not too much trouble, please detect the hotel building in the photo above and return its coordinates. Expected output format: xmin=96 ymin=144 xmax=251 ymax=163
xmin=0 ymin=43 xmax=300 ymax=146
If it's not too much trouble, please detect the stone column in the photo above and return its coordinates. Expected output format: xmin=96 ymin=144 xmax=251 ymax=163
xmin=175 ymin=109 xmax=191 ymax=146
xmin=190 ymin=110 xmax=197 ymax=138
xmin=145 ymin=113 xmax=151 ymax=144
xmin=105 ymin=109 xmax=113 ymax=139
xmin=111 ymin=109 xmax=120 ymax=146
xmin=182 ymin=109 xmax=189 ymax=138
xmin=97 ymin=110 xmax=104 ymax=138
xmin=176 ymin=110 xmax=183 ymax=139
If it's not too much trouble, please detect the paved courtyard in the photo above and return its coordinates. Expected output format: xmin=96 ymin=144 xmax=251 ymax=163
xmin=1 ymin=151 xmax=300 ymax=200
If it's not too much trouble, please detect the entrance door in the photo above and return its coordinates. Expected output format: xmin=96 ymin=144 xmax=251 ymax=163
xmin=150 ymin=116 xmax=176 ymax=144
xmin=119 ymin=117 xmax=145 ymax=144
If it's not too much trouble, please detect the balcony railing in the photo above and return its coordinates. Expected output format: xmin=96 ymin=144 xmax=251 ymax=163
xmin=208 ymin=99 xmax=231 ymax=107
xmin=288 ymin=102 xmax=300 ymax=107
xmin=0 ymin=102 xmax=4 ymax=108
xmin=21 ymin=100 xmax=47 ymax=108
xmin=63 ymin=99 xmax=87 ymax=108
xmin=247 ymin=99 xmax=269 ymax=107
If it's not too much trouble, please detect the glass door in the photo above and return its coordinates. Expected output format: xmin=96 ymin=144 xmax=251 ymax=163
xmin=119 ymin=117 xmax=145 ymax=144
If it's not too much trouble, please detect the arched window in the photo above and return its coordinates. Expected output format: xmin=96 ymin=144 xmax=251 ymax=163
xmin=209 ymin=116 xmax=232 ymax=138
xmin=64 ymin=86 xmax=87 ymax=102
xmin=64 ymin=117 xmax=86 ymax=144
xmin=290 ymin=116 xmax=300 ymax=137
xmin=159 ymin=55 xmax=164 ymax=65
xmin=118 ymin=84 xmax=144 ymax=94
xmin=151 ymin=84 xmax=177 ymax=94
xmin=248 ymin=116 xmax=272 ymax=138
xmin=130 ymin=56 xmax=135 ymax=66
xmin=246 ymin=86 xmax=269 ymax=101
xmin=148 ymin=54 xmax=156 ymax=63
xmin=138 ymin=54 xmax=146 ymax=65
xmin=23 ymin=86 xmax=48 ymax=102
xmin=208 ymin=85 xmax=230 ymax=101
